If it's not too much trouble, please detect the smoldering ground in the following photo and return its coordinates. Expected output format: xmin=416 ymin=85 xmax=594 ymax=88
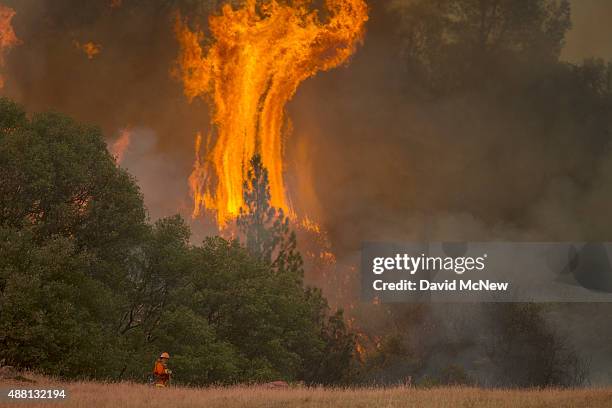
xmin=2 ymin=0 xmax=612 ymax=386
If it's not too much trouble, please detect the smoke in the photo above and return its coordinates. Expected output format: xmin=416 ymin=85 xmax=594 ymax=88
xmin=289 ymin=0 xmax=612 ymax=385
xmin=3 ymin=0 xmax=208 ymax=164
xmin=2 ymin=0 xmax=612 ymax=385
xmin=109 ymin=127 xmax=131 ymax=162
xmin=4 ymin=0 xmax=608 ymax=244
xmin=562 ymin=0 xmax=612 ymax=62
xmin=288 ymin=1 xmax=612 ymax=248
xmin=108 ymin=128 xmax=183 ymax=218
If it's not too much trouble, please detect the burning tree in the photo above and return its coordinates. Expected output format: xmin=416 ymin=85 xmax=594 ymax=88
xmin=175 ymin=0 xmax=368 ymax=227
xmin=237 ymin=154 xmax=302 ymax=277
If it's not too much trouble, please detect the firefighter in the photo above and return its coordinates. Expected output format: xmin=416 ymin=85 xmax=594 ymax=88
xmin=153 ymin=352 xmax=172 ymax=387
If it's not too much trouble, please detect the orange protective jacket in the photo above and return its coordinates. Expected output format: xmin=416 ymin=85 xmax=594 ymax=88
xmin=153 ymin=360 xmax=170 ymax=386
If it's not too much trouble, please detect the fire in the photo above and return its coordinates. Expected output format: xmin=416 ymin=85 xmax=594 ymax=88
xmin=296 ymin=216 xmax=338 ymax=290
xmin=175 ymin=0 xmax=368 ymax=227
xmin=110 ymin=0 xmax=123 ymax=8
xmin=0 ymin=4 xmax=19 ymax=89
xmin=110 ymin=128 xmax=131 ymax=163
xmin=189 ymin=132 xmax=209 ymax=218
xmin=301 ymin=216 xmax=321 ymax=234
xmin=75 ymin=41 xmax=101 ymax=60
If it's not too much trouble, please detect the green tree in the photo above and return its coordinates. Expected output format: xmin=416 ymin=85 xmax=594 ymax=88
xmin=186 ymin=236 xmax=317 ymax=382
xmin=236 ymin=154 xmax=303 ymax=277
xmin=301 ymin=304 xmax=356 ymax=385
xmin=234 ymin=154 xmax=355 ymax=384
xmin=0 ymin=227 xmax=117 ymax=377
xmin=0 ymin=98 xmax=147 ymax=287
xmin=115 ymin=215 xmax=196 ymax=379
xmin=0 ymin=98 xmax=148 ymax=378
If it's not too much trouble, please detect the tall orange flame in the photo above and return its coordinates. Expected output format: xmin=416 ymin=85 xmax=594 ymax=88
xmin=176 ymin=0 xmax=368 ymax=227
xmin=0 ymin=4 xmax=19 ymax=89
xmin=189 ymin=132 xmax=209 ymax=218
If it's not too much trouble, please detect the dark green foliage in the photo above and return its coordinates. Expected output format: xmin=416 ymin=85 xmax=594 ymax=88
xmin=236 ymin=154 xmax=302 ymax=279
xmin=0 ymin=106 xmax=146 ymax=241
xmin=0 ymin=99 xmax=146 ymax=378
xmin=302 ymin=308 xmax=356 ymax=385
xmin=0 ymin=99 xmax=353 ymax=385
xmin=0 ymin=228 xmax=116 ymax=377
xmin=237 ymin=154 xmax=280 ymax=264
xmin=186 ymin=236 xmax=308 ymax=382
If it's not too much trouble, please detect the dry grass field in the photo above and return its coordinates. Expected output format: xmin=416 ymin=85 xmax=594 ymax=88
xmin=2 ymin=375 xmax=612 ymax=408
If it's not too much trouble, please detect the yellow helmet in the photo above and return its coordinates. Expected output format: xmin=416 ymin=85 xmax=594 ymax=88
xmin=160 ymin=352 xmax=170 ymax=359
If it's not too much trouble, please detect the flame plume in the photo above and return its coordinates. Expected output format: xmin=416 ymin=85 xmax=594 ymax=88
xmin=189 ymin=132 xmax=209 ymax=217
xmin=110 ymin=128 xmax=132 ymax=163
xmin=176 ymin=0 xmax=368 ymax=226
xmin=0 ymin=4 xmax=19 ymax=89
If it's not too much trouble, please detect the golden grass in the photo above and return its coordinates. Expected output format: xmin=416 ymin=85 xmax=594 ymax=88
xmin=2 ymin=375 xmax=612 ymax=408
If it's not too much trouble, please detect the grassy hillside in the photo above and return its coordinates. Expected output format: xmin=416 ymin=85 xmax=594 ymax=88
xmin=2 ymin=376 xmax=612 ymax=408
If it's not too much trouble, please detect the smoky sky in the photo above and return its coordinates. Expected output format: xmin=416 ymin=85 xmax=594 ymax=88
xmin=0 ymin=0 xmax=611 ymax=247
xmin=563 ymin=0 xmax=612 ymax=62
